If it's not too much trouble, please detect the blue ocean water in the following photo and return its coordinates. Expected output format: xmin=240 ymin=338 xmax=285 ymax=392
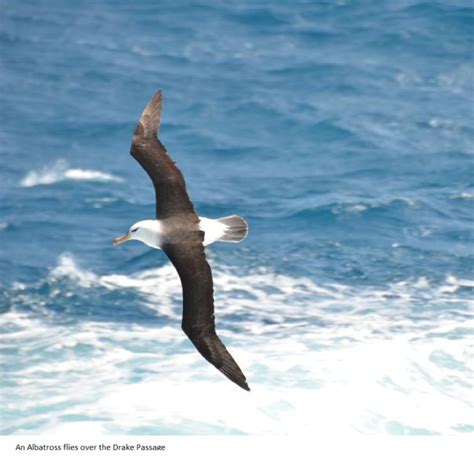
xmin=1 ymin=0 xmax=473 ymax=435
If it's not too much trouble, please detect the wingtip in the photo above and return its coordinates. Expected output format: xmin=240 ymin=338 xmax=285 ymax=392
xmin=225 ymin=374 xmax=250 ymax=392
xmin=236 ymin=375 xmax=251 ymax=392
xmin=181 ymin=300 xmax=251 ymax=393
xmin=137 ymin=89 xmax=163 ymax=139
xmin=219 ymin=360 xmax=251 ymax=392
xmin=150 ymin=89 xmax=162 ymax=104
xmin=231 ymin=373 xmax=250 ymax=391
xmin=151 ymin=89 xmax=162 ymax=106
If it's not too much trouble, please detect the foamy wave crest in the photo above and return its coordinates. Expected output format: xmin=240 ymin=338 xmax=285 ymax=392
xmin=20 ymin=159 xmax=122 ymax=187
xmin=50 ymin=253 xmax=99 ymax=288
xmin=2 ymin=253 xmax=473 ymax=435
xmin=452 ymin=191 xmax=474 ymax=201
xmin=48 ymin=253 xmax=474 ymax=337
xmin=49 ymin=253 xmax=182 ymax=319
xmin=331 ymin=197 xmax=416 ymax=215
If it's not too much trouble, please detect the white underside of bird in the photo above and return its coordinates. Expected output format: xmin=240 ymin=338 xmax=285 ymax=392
xmin=113 ymin=215 xmax=248 ymax=249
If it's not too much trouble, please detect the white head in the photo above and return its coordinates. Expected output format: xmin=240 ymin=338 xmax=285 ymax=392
xmin=113 ymin=219 xmax=162 ymax=249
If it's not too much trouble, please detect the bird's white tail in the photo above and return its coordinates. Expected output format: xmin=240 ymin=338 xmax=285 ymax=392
xmin=217 ymin=215 xmax=248 ymax=243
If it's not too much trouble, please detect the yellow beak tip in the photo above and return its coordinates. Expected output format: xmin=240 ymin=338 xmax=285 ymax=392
xmin=113 ymin=233 xmax=131 ymax=246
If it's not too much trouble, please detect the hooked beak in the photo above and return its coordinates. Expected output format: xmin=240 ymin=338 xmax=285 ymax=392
xmin=113 ymin=232 xmax=131 ymax=246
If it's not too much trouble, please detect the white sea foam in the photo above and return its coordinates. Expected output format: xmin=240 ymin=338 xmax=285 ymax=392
xmin=50 ymin=253 xmax=99 ymax=288
xmin=452 ymin=192 xmax=474 ymax=201
xmin=48 ymin=253 xmax=474 ymax=338
xmin=50 ymin=253 xmax=182 ymax=319
xmin=332 ymin=197 xmax=416 ymax=215
xmin=2 ymin=253 xmax=473 ymax=435
xmin=436 ymin=64 xmax=474 ymax=95
xmin=20 ymin=159 xmax=122 ymax=187
xmin=428 ymin=118 xmax=454 ymax=129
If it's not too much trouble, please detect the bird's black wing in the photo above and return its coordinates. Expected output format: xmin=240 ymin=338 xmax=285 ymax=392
xmin=163 ymin=241 xmax=250 ymax=391
xmin=130 ymin=91 xmax=197 ymax=220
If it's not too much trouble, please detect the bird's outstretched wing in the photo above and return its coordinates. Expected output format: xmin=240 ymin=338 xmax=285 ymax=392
xmin=130 ymin=90 xmax=197 ymax=220
xmin=130 ymin=90 xmax=250 ymax=391
xmin=163 ymin=241 xmax=250 ymax=391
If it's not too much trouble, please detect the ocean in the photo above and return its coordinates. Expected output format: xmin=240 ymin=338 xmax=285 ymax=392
xmin=0 ymin=0 xmax=473 ymax=435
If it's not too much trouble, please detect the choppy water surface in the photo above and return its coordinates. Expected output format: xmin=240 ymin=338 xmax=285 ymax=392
xmin=1 ymin=0 xmax=473 ymax=435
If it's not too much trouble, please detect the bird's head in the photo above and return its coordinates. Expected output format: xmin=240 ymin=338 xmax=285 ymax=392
xmin=113 ymin=222 xmax=142 ymax=246
xmin=113 ymin=220 xmax=161 ymax=248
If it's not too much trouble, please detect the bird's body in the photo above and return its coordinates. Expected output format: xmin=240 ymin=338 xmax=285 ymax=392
xmin=113 ymin=90 xmax=250 ymax=391
xmin=126 ymin=216 xmax=247 ymax=249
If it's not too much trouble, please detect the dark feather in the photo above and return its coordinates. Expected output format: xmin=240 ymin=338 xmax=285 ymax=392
xmin=129 ymin=90 xmax=250 ymax=391
xmin=130 ymin=91 xmax=196 ymax=220
xmin=163 ymin=242 xmax=250 ymax=391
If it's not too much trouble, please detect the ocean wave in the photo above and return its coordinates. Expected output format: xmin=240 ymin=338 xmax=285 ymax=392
xmin=451 ymin=191 xmax=474 ymax=201
xmin=332 ymin=197 xmax=416 ymax=215
xmin=19 ymin=159 xmax=123 ymax=187
xmin=286 ymin=197 xmax=417 ymax=220
xmin=50 ymin=253 xmax=99 ymax=288
xmin=43 ymin=253 xmax=474 ymax=338
xmin=436 ymin=64 xmax=474 ymax=95
xmin=1 ymin=253 xmax=473 ymax=434
xmin=396 ymin=63 xmax=474 ymax=96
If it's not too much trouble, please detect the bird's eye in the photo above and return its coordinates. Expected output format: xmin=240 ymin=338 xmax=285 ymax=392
xmin=131 ymin=228 xmax=139 ymax=233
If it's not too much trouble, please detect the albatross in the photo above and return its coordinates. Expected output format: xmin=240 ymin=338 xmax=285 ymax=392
xmin=113 ymin=91 xmax=250 ymax=391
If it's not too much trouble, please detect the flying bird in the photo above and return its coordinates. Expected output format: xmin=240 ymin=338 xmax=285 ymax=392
xmin=113 ymin=91 xmax=250 ymax=391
